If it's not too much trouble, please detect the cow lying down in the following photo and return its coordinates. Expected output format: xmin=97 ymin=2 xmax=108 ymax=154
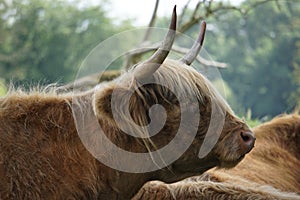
xmin=0 ymin=7 xmax=255 ymax=199
xmin=133 ymin=113 xmax=300 ymax=200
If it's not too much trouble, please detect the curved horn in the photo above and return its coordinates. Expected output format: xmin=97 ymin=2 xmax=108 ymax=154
xmin=134 ymin=6 xmax=177 ymax=81
xmin=180 ymin=21 xmax=206 ymax=65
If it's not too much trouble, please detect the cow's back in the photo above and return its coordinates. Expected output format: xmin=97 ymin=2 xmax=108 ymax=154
xmin=0 ymin=93 xmax=101 ymax=199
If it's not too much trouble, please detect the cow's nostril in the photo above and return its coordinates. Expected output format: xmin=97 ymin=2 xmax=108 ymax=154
xmin=240 ymin=131 xmax=255 ymax=154
xmin=241 ymin=132 xmax=251 ymax=142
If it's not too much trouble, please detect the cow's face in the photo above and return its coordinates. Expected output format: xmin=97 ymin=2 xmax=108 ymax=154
xmin=151 ymin=67 xmax=255 ymax=182
xmin=92 ymin=6 xmax=255 ymax=181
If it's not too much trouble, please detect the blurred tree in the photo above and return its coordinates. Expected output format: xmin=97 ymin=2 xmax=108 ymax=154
xmin=0 ymin=0 xmax=118 ymax=84
xmin=291 ymin=41 xmax=300 ymax=108
xmin=1 ymin=0 xmax=299 ymax=118
xmin=204 ymin=0 xmax=300 ymax=117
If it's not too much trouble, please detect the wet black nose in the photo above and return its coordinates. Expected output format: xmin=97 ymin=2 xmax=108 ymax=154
xmin=240 ymin=131 xmax=256 ymax=154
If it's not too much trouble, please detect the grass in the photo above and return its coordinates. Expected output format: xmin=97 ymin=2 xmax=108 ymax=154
xmin=0 ymin=79 xmax=7 ymax=96
xmin=245 ymin=118 xmax=261 ymax=128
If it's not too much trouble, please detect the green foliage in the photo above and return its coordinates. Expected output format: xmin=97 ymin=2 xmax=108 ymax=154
xmin=0 ymin=0 xmax=121 ymax=85
xmin=244 ymin=109 xmax=261 ymax=128
xmin=203 ymin=0 xmax=300 ymax=118
xmin=0 ymin=78 xmax=6 ymax=96
xmin=245 ymin=118 xmax=261 ymax=128
xmin=291 ymin=39 xmax=300 ymax=107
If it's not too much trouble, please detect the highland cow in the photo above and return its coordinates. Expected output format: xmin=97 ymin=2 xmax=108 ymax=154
xmin=0 ymin=7 xmax=255 ymax=199
xmin=133 ymin=114 xmax=300 ymax=200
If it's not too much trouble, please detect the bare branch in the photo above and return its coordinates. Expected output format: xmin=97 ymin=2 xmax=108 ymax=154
xmin=179 ymin=17 xmax=203 ymax=33
xmin=58 ymin=70 xmax=121 ymax=92
xmin=178 ymin=0 xmax=191 ymax=25
xmin=178 ymin=1 xmax=203 ymax=34
xmin=142 ymin=0 xmax=160 ymax=42
xmin=59 ymin=73 xmax=100 ymax=92
xmin=191 ymin=1 xmax=202 ymax=20
xmin=178 ymin=0 xmax=283 ymax=33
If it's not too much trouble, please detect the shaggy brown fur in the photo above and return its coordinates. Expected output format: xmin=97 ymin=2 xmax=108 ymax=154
xmin=133 ymin=113 xmax=300 ymax=199
xmin=0 ymin=58 xmax=254 ymax=199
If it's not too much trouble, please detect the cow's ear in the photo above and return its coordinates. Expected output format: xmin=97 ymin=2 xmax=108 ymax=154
xmin=93 ymin=83 xmax=148 ymax=127
xmin=93 ymin=84 xmax=121 ymax=124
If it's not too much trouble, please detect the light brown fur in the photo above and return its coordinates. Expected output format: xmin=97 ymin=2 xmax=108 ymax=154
xmin=0 ymin=59 xmax=253 ymax=199
xmin=133 ymin=113 xmax=300 ymax=199
xmin=212 ymin=113 xmax=300 ymax=193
